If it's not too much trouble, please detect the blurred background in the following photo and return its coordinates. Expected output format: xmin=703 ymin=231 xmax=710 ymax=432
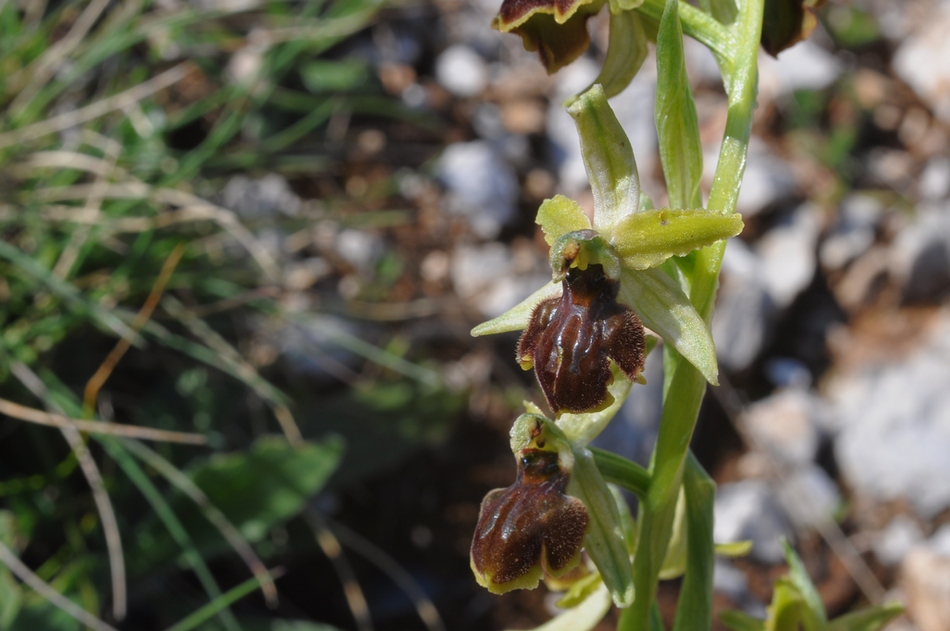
xmin=1 ymin=0 xmax=950 ymax=629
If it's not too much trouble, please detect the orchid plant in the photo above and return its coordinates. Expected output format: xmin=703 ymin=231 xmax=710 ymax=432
xmin=468 ymin=0 xmax=904 ymax=630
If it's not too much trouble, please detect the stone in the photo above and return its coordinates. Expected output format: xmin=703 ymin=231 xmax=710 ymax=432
xmin=756 ymin=203 xmax=823 ymax=309
xmin=336 ymin=229 xmax=383 ymax=272
xmin=774 ymin=464 xmax=841 ymax=530
xmin=893 ymin=0 xmax=950 ymax=125
xmin=874 ymin=515 xmax=925 ymax=567
xmin=919 ymin=156 xmax=950 ymax=201
xmin=759 ymin=39 xmax=843 ymax=98
xmin=450 ymin=242 xmax=549 ymax=319
xmin=901 ymin=545 xmax=950 ymax=631
xmin=830 ymin=312 xmax=950 ymax=517
xmin=742 ymin=388 xmax=826 ymax=465
xmin=435 ymin=45 xmax=488 ymax=98
xmin=221 ymin=173 xmax=302 ymax=218
xmin=889 ymin=202 xmax=950 ymax=303
xmin=712 ymin=239 xmax=774 ymax=372
xmin=714 ymin=480 xmax=792 ymax=563
xmin=437 ymin=141 xmax=519 ymax=239
xmin=819 ymin=193 xmax=884 ymax=271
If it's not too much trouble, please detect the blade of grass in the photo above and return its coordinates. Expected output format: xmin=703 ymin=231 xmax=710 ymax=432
xmin=305 ymin=510 xmax=373 ymax=631
xmin=0 ymin=396 xmax=208 ymax=444
xmin=0 ymin=539 xmax=118 ymax=631
xmin=0 ymin=239 xmax=139 ymax=343
xmin=163 ymin=569 xmax=284 ymax=631
xmin=0 ymin=62 xmax=193 ymax=149
xmin=121 ymin=438 xmax=278 ymax=607
xmin=10 ymin=361 xmax=127 ymax=621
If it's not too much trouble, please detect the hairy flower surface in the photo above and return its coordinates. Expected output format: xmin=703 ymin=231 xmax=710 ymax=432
xmin=518 ymin=264 xmax=644 ymax=414
xmin=492 ymin=0 xmax=605 ymax=73
xmin=470 ymin=448 xmax=589 ymax=594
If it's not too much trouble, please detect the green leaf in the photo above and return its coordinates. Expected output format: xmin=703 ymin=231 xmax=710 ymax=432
xmin=567 ymin=84 xmax=640 ymax=232
xmin=189 ymin=436 xmax=343 ymax=542
xmin=766 ymin=578 xmax=804 ymax=631
xmin=672 ymin=454 xmax=716 ymax=631
xmin=506 ymin=583 xmax=612 ymax=631
xmin=618 ymin=266 xmax=719 ymax=385
xmin=611 ymin=207 xmax=744 ymax=270
xmin=570 ymin=447 xmax=635 ymax=607
xmin=591 ymin=447 xmax=651 ymax=500
xmin=659 ymin=487 xmax=688 ymax=580
xmin=823 ymin=603 xmax=904 ymax=631
xmin=655 ymin=0 xmax=703 ymax=210
xmin=470 ymin=280 xmax=561 ymax=336
xmin=719 ymin=610 xmax=766 ymax=631
xmin=715 ymin=540 xmax=754 ymax=557
xmin=567 ymin=10 xmax=649 ymax=104
xmin=782 ymin=539 xmax=827 ymax=630
xmin=537 ymin=194 xmax=591 ymax=246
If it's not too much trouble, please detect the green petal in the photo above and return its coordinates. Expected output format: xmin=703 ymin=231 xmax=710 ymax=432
xmin=470 ymin=281 xmax=561 ymax=336
xmin=567 ymin=85 xmax=640 ymax=232
xmin=537 ymin=194 xmax=592 ymax=246
xmin=611 ymin=207 xmax=744 ymax=270
xmin=618 ymin=267 xmax=719 ymax=385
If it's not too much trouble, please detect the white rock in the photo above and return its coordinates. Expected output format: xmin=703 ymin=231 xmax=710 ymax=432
xmin=901 ymin=545 xmax=950 ymax=631
xmin=714 ymin=480 xmax=792 ymax=563
xmin=931 ymin=524 xmax=950 ymax=558
xmin=713 ymin=239 xmax=773 ymax=371
xmin=713 ymin=138 xmax=797 ymax=218
xmin=742 ymin=389 xmax=825 ymax=465
xmin=820 ymin=193 xmax=884 ymax=271
xmin=831 ymin=312 xmax=950 ymax=517
xmin=759 ymin=39 xmax=843 ymax=99
xmin=889 ymin=202 xmax=950 ymax=302
xmin=336 ymin=229 xmax=383 ymax=272
xmin=221 ymin=173 xmax=302 ymax=218
xmin=450 ymin=242 xmax=549 ymax=319
xmin=875 ymin=515 xmax=925 ymax=567
xmin=435 ymin=45 xmax=488 ymax=98
xmin=893 ymin=0 xmax=950 ymax=124
xmin=437 ymin=141 xmax=519 ymax=239
xmin=919 ymin=157 xmax=950 ymax=201
xmin=756 ymin=203 xmax=823 ymax=308
xmin=775 ymin=465 xmax=841 ymax=530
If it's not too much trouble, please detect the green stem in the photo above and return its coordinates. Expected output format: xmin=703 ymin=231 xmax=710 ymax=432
xmin=627 ymin=0 xmax=763 ymax=628
xmin=591 ymin=447 xmax=651 ymax=500
xmin=636 ymin=0 xmax=731 ymax=60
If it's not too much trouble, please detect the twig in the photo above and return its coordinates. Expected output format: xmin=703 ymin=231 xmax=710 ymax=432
xmin=0 ymin=539 xmax=119 ymax=631
xmin=83 ymin=243 xmax=186 ymax=416
xmin=0 ymin=63 xmax=193 ymax=150
xmin=0 ymin=396 xmax=208 ymax=445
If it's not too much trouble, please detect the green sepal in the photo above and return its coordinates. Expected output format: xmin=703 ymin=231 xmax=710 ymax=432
xmin=557 ymin=572 xmax=603 ymax=609
xmin=618 ymin=266 xmax=719 ymax=385
xmin=537 ymin=194 xmax=592 ymax=246
xmin=470 ymin=281 xmax=561 ymax=336
xmin=567 ymin=84 xmax=640 ymax=232
xmin=611 ymin=207 xmax=744 ymax=270
xmin=569 ymin=446 xmax=635 ymax=608
xmin=556 ymin=364 xmax=632 ymax=445
xmin=508 ymin=583 xmax=612 ymax=631
xmin=566 ymin=9 xmax=648 ymax=105
xmin=766 ymin=577 xmax=805 ymax=631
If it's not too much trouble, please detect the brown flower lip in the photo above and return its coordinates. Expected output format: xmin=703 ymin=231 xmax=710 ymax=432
xmin=517 ymin=264 xmax=645 ymax=415
xmin=491 ymin=0 xmax=604 ymax=74
xmin=470 ymin=449 xmax=589 ymax=593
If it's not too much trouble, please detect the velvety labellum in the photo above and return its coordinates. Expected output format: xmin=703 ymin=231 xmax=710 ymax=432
xmin=518 ymin=264 xmax=645 ymax=414
xmin=470 ymin=449 xmax=589 ymax=593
